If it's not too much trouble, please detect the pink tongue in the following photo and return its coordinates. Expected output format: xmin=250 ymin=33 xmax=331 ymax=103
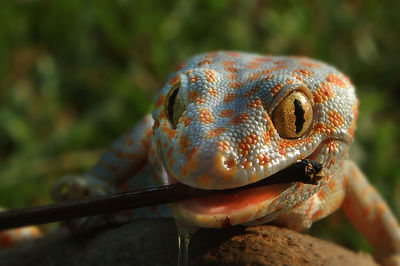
xmin=176 ymin=183 xmax=291 ymax=215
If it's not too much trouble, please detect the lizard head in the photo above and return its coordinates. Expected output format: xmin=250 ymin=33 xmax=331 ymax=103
xmin=152 ymin=51 xmax=358 ymax=228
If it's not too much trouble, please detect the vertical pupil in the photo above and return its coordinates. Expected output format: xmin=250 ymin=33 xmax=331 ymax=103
xmin=167 ymin=87 xmax=180 ymax=125
xmin=294 ymin=98 xmax=305 ymax=134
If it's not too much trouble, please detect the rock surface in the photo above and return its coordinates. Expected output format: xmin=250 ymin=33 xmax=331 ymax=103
xmin=0 ymin=218 xmax=377 ymax=266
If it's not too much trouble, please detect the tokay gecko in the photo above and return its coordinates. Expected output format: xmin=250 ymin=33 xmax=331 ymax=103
xmin=48 ymin=51 xmax=400 ymax=265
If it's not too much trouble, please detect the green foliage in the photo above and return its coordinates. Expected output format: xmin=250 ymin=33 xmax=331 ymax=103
xmin=0 ymin=0 xmax=399 ymax=253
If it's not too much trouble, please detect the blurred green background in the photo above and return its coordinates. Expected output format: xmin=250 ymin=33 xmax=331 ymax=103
xmin=1 ymin=0 xmax=399 ymax=255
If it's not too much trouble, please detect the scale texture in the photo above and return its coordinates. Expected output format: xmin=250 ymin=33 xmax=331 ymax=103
xmin=10 ymin=51 xmax=400 ymax=264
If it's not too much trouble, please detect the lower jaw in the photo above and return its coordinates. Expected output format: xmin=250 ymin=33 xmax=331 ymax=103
xmin=169 ymin=182 xmax=295 ymax=228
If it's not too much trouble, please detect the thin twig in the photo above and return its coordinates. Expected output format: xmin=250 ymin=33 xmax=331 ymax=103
xmin=0 ymin=159 xmax=322 ymax=230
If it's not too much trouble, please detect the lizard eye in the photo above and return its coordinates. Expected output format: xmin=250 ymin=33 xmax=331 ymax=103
xmin=165 ymin=80 xmax=186 ymax=129
xmin=271 ymin=91 xmax=313 ymax=139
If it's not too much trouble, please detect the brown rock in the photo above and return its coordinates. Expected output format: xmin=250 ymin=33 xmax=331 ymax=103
xmin=0 ymin=218 xmax=377 ymax=266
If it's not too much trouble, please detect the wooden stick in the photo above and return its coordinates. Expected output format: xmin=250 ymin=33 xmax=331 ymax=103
xmin=0 ymin=159 xmax=322 ymax=230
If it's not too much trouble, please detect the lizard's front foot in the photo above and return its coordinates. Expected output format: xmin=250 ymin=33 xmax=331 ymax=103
xmin=51 ymin=175 xmax=130 ymax=233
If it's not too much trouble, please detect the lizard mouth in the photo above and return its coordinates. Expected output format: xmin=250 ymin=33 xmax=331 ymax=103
xmin=161 ymin=154 xmax=323 ymax=227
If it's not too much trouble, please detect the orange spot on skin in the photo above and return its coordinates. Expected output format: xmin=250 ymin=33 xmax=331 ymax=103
xmin=167 ymin=146 xmax=174 ymax=158
xmin=305 ymin=197 xmax=315 ymax=216
xmin=261 ymin=74 xmax=276 ymax=82
xmin=219 ymin=109 xmax=235 ymax=118
xmin=262 ymin=131 xmax=271 ymax=144
xmin=190 ymin=75 xmax=199 ymax=83
xmin=145 ymin=129 xmax=153 ymax=137
xmin=206 ymin=127 xmax=226 ymax=138
xmin=311 ymin=209 xmax=324 ymax=221
xmin=190 ymin=91 xmax=199 ymax=101
xmin=247 ymin=66 xmax=288 ymax=82
xmin=179 ymin=135 xmax=191 ymax=154
xmin=328 ymin=110 xmax=344 ymax=127
xmin=313 ymin=82 xmax=335 ymax=103
xmin=244 ymin=85 xmax=260 ymax=98
xmin=221 ymin=60 xmax=235 ymax=67
xmin=199 ymin=108 xmax=215 ymax=124
xmin=245 ymin=62 xmax=262 ymax=69
xmin=329 ymin=179 xmax=336 ymax=190
xmin=254 ymin=57 xmax=272 ymax=62
xmin=229 ymin=81 xmax=243 ymax=89
xmin=300 ymin=61 xmax=321 ymax=68
xmin=243 ymin=160 xmax=252 ymax=169
xmin=318 ymin=190 xmax=326 ymax=200
xmin=168 ymin=158 xmax=175 ymax=168
xmin=238 ymin=133 xmax=258 ymax=157
xmin=326 ymin=74 xmax=346 ymax=88
xmin=184 ymin=117 xmax=192 ymax=127
xmin=313 ymin=123 xmax=328 ymax=134
xmin=327 ymin=140 xmax=337 ymax=153
xmin=278 ymin=140 xmax=289 ymax=155
xmin=153 ymin=119 xmax=160 ymax=130
xmin=161 ymin=125 xmax=177 ymax=139
xmin=186 ymin=146 xmax=199 ymax=161
xmin=271 ymin=83 xmax=284 ymax=95
xmin=169 ymin=75 xmax=180 ymax=86
xmin=181 ymin=165 xmax=189 ymax=177
xmin=182 ymin=149 xmax=199 ymax=177
xmin=295 ymin=69 xmax=313 ymax=76
xmin=286 ymin=79 xmax=294 ymax=85
xmin=257 ymin=153 xmax=270 ymax=166
xmin=230 ymin=113 xmax=250 ymax=125
xmin=247 ymin=98 xmax=264 ymax=108
xmin=342 ymin=176 xmax=348 ymax=188
xmin=224 ymin=66 xmax=237 ymax=73
xmin=207 ymin=87 xmax=218 ymax=97
xmin=327 ymin=158 xmax=336 ymax=169
xmin=217 ymin=140 xmax=231 ymax=151
xmin=274 ymin=60 xmax=288 ymax=65
xmin=155 ymin=94 xmax=165 ymax=108
xmin=227 ymin=73 xmax=238 ymax=80
xmin=198 ymin=59 xmax=213 ymax=66
xmin=205 ymin=70 xmax=217 ymax=83
xmin=198 ymin=176 xmax=212 ymax=186
xmin=292 ymin=74 xmax=304 ymax=83
xmin=226 ymin=52 xmax=240 ymax=57
xmin=195 ymin=97 xmax=206 ymax=105
xmin=224 ymin=93 xmax=237 ymax=103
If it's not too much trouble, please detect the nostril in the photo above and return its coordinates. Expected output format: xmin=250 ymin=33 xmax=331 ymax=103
xmin=223 ymin=156 xmax=236 ymax=170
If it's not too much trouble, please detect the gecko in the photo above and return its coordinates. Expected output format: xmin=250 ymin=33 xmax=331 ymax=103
xmin=48 ymin=51 xmax=400 ymax=265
